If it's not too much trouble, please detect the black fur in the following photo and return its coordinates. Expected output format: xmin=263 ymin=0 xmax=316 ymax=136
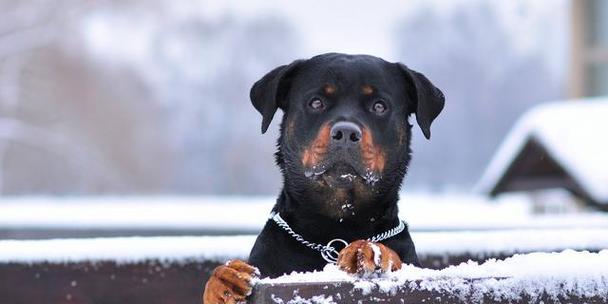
xmin=248 ymin=53 xmax=444 ymax=278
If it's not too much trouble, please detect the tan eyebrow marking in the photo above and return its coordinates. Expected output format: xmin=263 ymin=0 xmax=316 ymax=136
xmin=324 ymin=84 xmax=337 ymax=95
xmin=361 ymin=85 xmax=374 ymax=95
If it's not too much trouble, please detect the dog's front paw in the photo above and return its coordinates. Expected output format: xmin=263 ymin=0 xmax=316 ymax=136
xmin=203 ymin=259 xmax=259 ymax=304
xmin=336 ymin=240 xmax=402 ymax=276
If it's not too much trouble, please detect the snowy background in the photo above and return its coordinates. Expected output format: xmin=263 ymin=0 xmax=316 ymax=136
xmin=0 ymin=0 xmax=570 ymax=195
xmin=1 ymin=0 xmax=605 ymax=249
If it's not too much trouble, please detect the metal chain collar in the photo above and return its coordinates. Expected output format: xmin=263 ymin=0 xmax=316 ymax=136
xmin=270 ymin=212 xmax=406 ymax=264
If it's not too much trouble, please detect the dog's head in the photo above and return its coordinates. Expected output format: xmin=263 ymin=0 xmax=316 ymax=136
xmin=251 ymin=53 xmax=444 ymax=219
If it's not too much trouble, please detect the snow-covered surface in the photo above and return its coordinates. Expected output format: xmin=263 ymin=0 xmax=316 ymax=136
xmin=0 ymin=196 xmax=272 ymax=231
xmin=413 ymin=228 xmax=608 ymax=256
xmin=0 ymin=236 xmax=255 ymax=264
xmin=1 ymin=228 xmax=607 ymax=264
xmin=477 ymin=97 xmax=608 ymax=203
xmin=1 ymin=194 xmax=607 ymax=232
xmin=261 ymin=250 xmax=608 ymax=302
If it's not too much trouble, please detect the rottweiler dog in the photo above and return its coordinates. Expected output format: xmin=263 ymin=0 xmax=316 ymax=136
xmin=203 ymin=53 xmax=444 ymax=304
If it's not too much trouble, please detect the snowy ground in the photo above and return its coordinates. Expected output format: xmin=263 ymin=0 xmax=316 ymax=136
xmin=1 ymin=228 xmax=607 ymax=264
xmin=2 ymin=194 xmax=606 ymax=266
xmin=0 ymin=236 xmax=254 ymax=264
xmin=1 ymin=194 xmax=607 ymax=234
xmin=260 ymin=250 xmax=608 ymax=303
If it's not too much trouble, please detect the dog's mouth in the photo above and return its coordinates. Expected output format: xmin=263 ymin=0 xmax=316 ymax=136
xmin=321 ymin=162 xmax=359 ymax=188
xmin=304 ymin=161 xmax=380 ymax=187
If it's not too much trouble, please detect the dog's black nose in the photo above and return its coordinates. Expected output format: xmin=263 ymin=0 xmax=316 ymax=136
xmin=331 ymin=121 xmax=362 ymax=146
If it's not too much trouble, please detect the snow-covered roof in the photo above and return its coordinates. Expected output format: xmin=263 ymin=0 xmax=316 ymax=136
xmin=477 ymin=97 xmax=608 ymax=203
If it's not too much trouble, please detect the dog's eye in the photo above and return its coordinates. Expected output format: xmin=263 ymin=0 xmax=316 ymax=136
xmin=308 ymin=98 xmax=325 ymax=110
xmin=372 ymin=100 xmax=387 ymax=114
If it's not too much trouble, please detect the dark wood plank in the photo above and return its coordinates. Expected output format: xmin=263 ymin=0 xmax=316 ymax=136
xmin=0 ymin=260 xmax=218 ymax=304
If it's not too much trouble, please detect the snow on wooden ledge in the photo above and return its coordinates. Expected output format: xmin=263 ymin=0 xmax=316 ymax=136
xmin=0 ymin=237 xmax=606 ymax=303
xmin=251 ymin=250 xmax=608 ymax=304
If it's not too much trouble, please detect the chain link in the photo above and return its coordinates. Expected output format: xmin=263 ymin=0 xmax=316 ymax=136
xmin=271 ymin=212 xmax=406 ymax=263
xmin=369 ymin=220 xmax=405 ymax=243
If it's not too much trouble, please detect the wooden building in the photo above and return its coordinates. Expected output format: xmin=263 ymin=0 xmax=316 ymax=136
xmin=477 ymin=98 xmax=608 ymax=211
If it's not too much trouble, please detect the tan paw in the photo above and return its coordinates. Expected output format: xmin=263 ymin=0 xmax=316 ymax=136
xmin=203 ymin=260 xmax=259 ymax=304
xmin=336 ymin=240 xmax=402 ymax=276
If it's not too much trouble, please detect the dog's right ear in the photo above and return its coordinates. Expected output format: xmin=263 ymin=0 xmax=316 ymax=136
xmin=396 ymin=63 xmax=445 ymax=140
xmin=250 ymin=60 xmax=303 ymax=134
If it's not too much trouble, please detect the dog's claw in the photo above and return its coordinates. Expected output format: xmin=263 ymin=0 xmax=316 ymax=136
xmin=203 ymin=259 xmax=258 ymax=304
xmin=336 ymin=240 xmax=402 ymax=277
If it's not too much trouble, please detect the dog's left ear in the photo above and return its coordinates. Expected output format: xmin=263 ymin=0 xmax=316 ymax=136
xmin=250 ymin=60 xmax=303 ymax=134
xmin=396 ymin=63 xmax=445 ymax=140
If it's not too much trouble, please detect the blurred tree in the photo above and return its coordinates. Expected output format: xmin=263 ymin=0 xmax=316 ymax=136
xmin=105 ymin=6 xmax=301 ymax=194
xmin=394 ymin=2 xmax=563 ymax=190
xmin=1 ymin=0 xmax=299 ymax=195
xmin=0 ymin=1 xmax=74 ymax=193
xmin=159 ymin=16 xmax=300 ymax=194
xmin=0 ymin=1 xmax=170 ymax=194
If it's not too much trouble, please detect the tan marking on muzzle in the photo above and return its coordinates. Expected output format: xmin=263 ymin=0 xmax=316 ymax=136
xmin=302 ymin=124 xmax=331 ymax=168
xmin=360 ymin=127 xmax=385 ymax=172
